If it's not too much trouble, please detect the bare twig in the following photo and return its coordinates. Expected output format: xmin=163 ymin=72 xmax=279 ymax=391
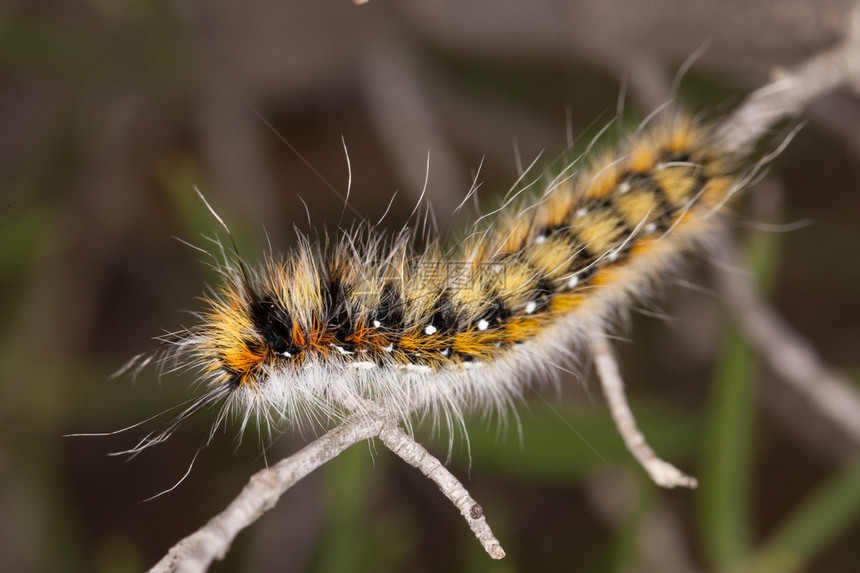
xmin=707 ymin=3 xmax=860 ymax=453
xmin=148 ymin=414 xmax=383 ymax=573
xmin=714 ymin=2 xmax=860 ymax=153
xmin=590 ymin=331 xmax=698 ymax=489
xmin=340 ymin=393 xmax=506 ymax=559
xmin=148 ymin=406 xmax=505 ymax=572
xmin=712 ymin=238 xmax=860 ymax=448
xmin=378 ymin=423 xmax=506 ymax=559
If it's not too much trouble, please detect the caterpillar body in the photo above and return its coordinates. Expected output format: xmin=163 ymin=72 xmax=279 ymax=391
xmin=143 ymin=115 xmax=746 ymax=449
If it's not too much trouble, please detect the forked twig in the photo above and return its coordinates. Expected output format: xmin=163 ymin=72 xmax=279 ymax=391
xmin=148 ymin=409 xmax=504 ymax=573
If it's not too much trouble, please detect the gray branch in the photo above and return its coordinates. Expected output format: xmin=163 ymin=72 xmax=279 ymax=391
xmin=713 ymin=238 xmax=860 ymax=449
xmin=714 ymin=2 xmax=860 ymax=153
xmin=590 ymin=331 xmax=698 ymax=489
xmin=148 ymin=414 xmax=384 ymax=573
xmin=148 ymin=407 xmax=505 ymax=573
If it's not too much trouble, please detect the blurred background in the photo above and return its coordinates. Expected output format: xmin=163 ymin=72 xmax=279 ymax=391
xmin=1 ymin=1 xmax=859 ymax=572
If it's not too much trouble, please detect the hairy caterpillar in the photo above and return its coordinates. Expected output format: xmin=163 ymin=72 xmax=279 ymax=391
xmin=127 ymin=113 xmax=761 ymax=454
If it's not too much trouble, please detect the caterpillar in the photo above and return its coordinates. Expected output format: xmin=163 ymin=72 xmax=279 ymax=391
xmin=130 ymin=113 xmax=757 ymax=453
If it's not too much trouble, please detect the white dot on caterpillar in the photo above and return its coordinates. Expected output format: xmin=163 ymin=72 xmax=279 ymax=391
xmin=372 ymin=320 xmax=382 ymax=328
xmin=607 ymin=251 xmax=619 ymax=263
xmin=567 ymin=275 xmax=579 ymax=288
xmin=534 ymin=234 xmax=547 ymax=244
xmin=644 ymin=222 xmax=657 ymax=234
xmin=618 ymin=180 xmax=631 ymax=194
xmin=382 ymin=344 xmax=394 ymax=353
xmin=576 ymin=208 xmax=588 ymax=218
xmin=424 ymin=324 xmax=437 ymax=335
xmin=525 ymin=300 xmax=537 ymax=314
xmin=440 ymin=347 xmax=450 ymax=357
xmin=278 ymin=350 xmax=293 ymax=358
xmin=331 ymin=344 xmax=353 ymax=355
xmin=477 ymin=319 xmax=489 ymax=331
